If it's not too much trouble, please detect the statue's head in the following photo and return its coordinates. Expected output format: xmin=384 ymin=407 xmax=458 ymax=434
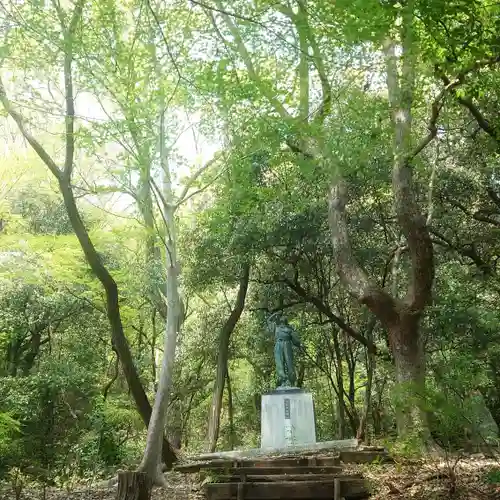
xmin=276 ymin=312 xmax=288 ymax=325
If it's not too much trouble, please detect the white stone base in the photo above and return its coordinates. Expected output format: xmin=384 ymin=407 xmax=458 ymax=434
xmin=260 ymin=389 xmax=316 ymax=450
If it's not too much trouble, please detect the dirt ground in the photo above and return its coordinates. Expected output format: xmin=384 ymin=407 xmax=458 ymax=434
xmin=356 ymin=455 xmax=500 ymax=499
xmin=1 ymin=455 xmax=500 ymax=500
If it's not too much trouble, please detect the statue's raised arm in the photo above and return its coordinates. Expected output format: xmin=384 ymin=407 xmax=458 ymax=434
xmin=266 ymin=311 xmax=280 ymax=332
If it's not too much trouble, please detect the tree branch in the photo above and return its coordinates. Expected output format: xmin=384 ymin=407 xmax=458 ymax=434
xmin=436 ymin=56 xmax=500 ymax=144
xmin=277 ymin=2 xmax=310 ymax=121
xmin=284 ymin=276 xmax=377 ymax=354
xmin=190 ymin=0 xmax=260 ymax=24
xmin=0 ymin=78 xmax=62 ymax=179
xmin=53 ymin=0 xmax=84 ymax=178
xmin=176 ymin=154 xmax=220 ymax=208
xmin=298 ymin=1 xmax=331 ymax=123
xmin=328 ymin=181 xmax=400 ymax=328
xmin=430 ymin=228 xmax=493 ymax=276
xmin=213 ymin=0 xmax=291 ymax=120
xmin=487 ymin=187 xmax=500 ymax=211
xmin=407 ymin=90 xmax=444 ymax=162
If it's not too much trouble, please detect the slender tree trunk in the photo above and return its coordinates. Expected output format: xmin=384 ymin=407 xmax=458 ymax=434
xmin=332 ymin=333 xmax=346 ymax=439
xmin=59 ymin=182 xmax=178 ymax=468
xmin=357 ymin=320 xmax=376 ymax=443
xmin=206 ymin=264 xmax=250 ymax=452
xmin=21 ymin=330 xmax=42 ymax=375
xmin=136 ymin=106 xmax=182 ymax=484
xmin=296 ymin=360 xmax=305 ymax=388
xmin=226 ymin=369 xmax=236 ymax=450
xmin=138 ymin=160 xmax=168 ymax=322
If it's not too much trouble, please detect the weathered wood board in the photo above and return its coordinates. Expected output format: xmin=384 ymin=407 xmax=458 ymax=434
xmin=175 ymin=456 xmax=342 ymax=473
xmin=175 ymin=446 xmax=385 ymax=500
xmin=190 ymin=439 xmax=358 ymax=462
xmin=175 ymin=448 xmax=390 ymax=474
xmin=219 ymin=472 xmax=363 ymax=482
xmin=205 ymin=479 xmax=369 ymax=500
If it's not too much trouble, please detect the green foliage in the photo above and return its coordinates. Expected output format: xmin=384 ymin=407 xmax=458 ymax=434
xmin=0 ymin=0 xmax=499 ymax=482
xmin=484 ymin=467 xmax=500 ymax=485
xmin=0 ymin=412 xmax=20 ymax=458
xmin=10 ymin=189 xmax=73 ymax=235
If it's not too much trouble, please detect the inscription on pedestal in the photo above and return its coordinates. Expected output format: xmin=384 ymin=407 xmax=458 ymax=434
xmin=284 ymin=398 xmax=291 ymax=418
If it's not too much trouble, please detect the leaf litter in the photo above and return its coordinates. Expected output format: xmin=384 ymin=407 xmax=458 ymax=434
xmin=1 ymin=455 xmax=500 ymax=499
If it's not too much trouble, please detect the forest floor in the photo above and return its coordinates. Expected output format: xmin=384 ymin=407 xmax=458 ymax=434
xmin=357 ymin=454 xmax=500 ymax=499
xmin=1 ymin=454 xmax=500 ymax=500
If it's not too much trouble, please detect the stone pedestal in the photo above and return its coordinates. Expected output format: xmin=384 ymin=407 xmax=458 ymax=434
xmin=260 ymin=388 xmax=316 ymax=450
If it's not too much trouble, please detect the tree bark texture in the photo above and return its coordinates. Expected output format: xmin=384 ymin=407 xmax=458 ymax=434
xmin=137 ymin=108 xmax=181 ymax=483
xmin=327 ymin=2 xmax=435 ymax=442
xmin=206 ymin=263 xmax=250 ymax=452
xmin=116 ymin=471 xmax=152 ymax=500
xmin=357 ymin=320 xmax=376 ymax=443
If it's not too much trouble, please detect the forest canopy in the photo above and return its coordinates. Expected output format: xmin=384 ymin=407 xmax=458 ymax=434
xmin=0 ymin=0 xmax=499 ymax=492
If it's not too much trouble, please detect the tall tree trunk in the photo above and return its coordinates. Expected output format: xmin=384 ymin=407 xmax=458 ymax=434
xmin=357 ymin=319 xmax=376 ymax=443
xmin=116 ymin=471 xmax=152 ymax=500
xmin=0 ymin=1 xmax=177 ymax=470
xmin=327 ymin=1 xmax=439 ymax=443
xmin=388 ymin=314 xmax=426 ymax=437
xmin=60 ymin=174 xmax=177 ymax=469
xmin=137 ymin=108 xmax=182 ymax=485
xmin=332 ymin=332 xmax=346 ymax=439
xmin=226 ymin=368 xmax=236 ymax=450
xmin=206 ymin=264 xmax=250 ymax=452
xmin=137 ymin=160 xmax=168 ymax=322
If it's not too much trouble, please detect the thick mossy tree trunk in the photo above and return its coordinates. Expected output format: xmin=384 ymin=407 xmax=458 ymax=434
xmin=387 ymin=314 xmax=427 ymax=439
xmin=330 ymin=183 xmax=432 ymax=443
xmin=206 ymin=264 xmax=250 ymax=452
xmin=328 ymin=2 xmax=440 ymax=444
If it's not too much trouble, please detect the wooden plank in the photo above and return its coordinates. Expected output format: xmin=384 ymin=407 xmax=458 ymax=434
xmin=334 ymin=478 xmax=341 ymax=500
xmin=219 ymin=473 xmax=363 ymax=483
xmin=192 ymin=439 xmax=358 ymax=461
xmin=250 ymin=457 xmax=341 ymax=468
xmin=206 ymin=466 xmax=344 ymax=476
xmin=175 ymin=457 xmax=341 ymax=473
xmin=205 ymin=479 xmax=368 ymax=500
xmin=339 ymin=450 xmax=391 ymax=464
xmin=237 ymin=482 xmax=244 ymax=500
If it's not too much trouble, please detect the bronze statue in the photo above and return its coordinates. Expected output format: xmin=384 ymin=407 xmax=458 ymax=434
xmin=266 ymin=311 xmax=303 ymax=388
